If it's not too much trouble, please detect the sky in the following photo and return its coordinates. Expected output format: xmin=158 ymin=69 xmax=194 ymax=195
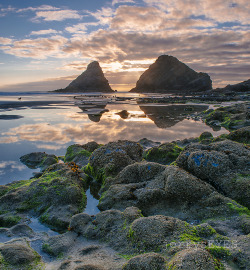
xmin=0 ymin=0 xmax=249 ymax=92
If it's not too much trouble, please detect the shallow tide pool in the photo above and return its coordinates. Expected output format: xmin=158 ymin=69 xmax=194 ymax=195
xmin=0 ymin=92 xmax=228 ymax=186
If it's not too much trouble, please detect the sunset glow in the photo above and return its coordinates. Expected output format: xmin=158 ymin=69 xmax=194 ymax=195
xmin=0 ymin=0 xmax=249 ymax=91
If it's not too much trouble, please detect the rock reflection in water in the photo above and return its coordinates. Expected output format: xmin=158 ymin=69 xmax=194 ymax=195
xmin=77 ymin=102 xmax=209 ymax=128
xmin=140 ymin=104 xmax=209 ymax=128
xmin=78 ymin=104 xmax=109 ymax=123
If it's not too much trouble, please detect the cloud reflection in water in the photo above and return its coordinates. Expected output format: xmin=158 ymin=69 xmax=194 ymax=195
xmin=1 ymin=113 xmax=228 ymax=146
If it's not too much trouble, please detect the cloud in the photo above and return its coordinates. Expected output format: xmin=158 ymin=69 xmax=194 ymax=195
xmin=0 ymin=5 xmax=16 ymax=16
xmin=0 ymin=137 xmax=19 ymax=143
xmin=0 ymin=2 xmax=249 ymax=89
xmin=88 ymin=7 xmax=115 ymax=25
xmin=65 ymin=23 xmax=88 ymax=34
xmin=17 ymin=5 xmax=60 ymax=13
xmin=63 ymin=26 xmax=250 ymax=87
xmin=110 ymin=5 xmax=216 ymax=32
xmin=65 ymin=22 xmax=100 ymax=36
xmin=0 ymin=37 xmax=12 ymax=45
xmin=1 ymin=110 xmax=228 ymax=146
xmin=0 ymin=35 xmax=68 ymax=59
xmin=112 ymin=0 xmax=135 ymax=5
xmin=143 ymin=0 xmax=250 ymax=25
xmin=30 ymin=29 xmax=60 ymax=36
xmin=0 ymin=75 xmax=75 ymax=92
xmin=35 ymin=144 xmax=64 ymax=150
xmin=60 ymin=61 xmax=88 ymax=70
xmin=32 ymin=9 xmax=82 ymax=22
xmin=111 ymin=6 xmax=168 ymax=31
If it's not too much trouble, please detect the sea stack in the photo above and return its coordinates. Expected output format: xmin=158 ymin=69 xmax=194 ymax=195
xmin=130 ymin=55 xmax=212 ymax=93
xmin=56 ymin=61 xmax=113 ymax=92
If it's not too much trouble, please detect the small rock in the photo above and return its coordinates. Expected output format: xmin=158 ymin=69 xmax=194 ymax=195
xmin=123 ymin=253 xmax=166 ymax=270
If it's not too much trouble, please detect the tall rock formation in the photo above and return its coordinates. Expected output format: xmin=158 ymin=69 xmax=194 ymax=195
xmin=56 ymin=61 xmax=113 ymax=92
xmin=130 ymin=55 xmax=212 ymax=93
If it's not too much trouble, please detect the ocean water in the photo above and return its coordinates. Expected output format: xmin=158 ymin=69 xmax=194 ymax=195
xmin=0 ymin=92 xmax=228 ymax=185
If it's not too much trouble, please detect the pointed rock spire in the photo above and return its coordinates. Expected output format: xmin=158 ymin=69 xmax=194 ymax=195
xmin=57 ymin=61 xmax=113 ymax=92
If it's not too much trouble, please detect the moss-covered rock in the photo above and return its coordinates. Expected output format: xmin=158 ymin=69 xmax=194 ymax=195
xmin=0 ymin=213 xmax=21 ymax=228
xmin=176 ymin=140 xmax=250 ymax=208
xmin=98 ymin=162 xmax=246 ymax=221
xmin=0 ymin=163 xmax=87 ymax=230
xmin=42 ymin=231 xmax=77 ymax=257
xmin=229 ymin=235 xmax=250 ymax=269
xmin=204 ymin=102 xmax=249 ymax=130
xmin=64 ymin=144 xmax=92 ymax=167
xmin=143 ymin=142 xmax=183 ymax=164
xmin=123 ymin=253 xmax=166 ymax=270
xmin=227 ymin=126 xmax=250 ymax=144
xmin=20 ymin=152 xmax=58 ymax=171
xmin=86 ymin=140 xmax=143 ymax=183
xmin=0 ymin=238 xmax=43 ymax=269
xmin=167 ymin=248 xmax=219 ymax=269
xmin=67 ymin=207 xmax=229 ymax=260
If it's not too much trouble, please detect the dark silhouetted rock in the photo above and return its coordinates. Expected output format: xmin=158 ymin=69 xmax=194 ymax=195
xmin=56 ymin=61 xmax=113 ymax=93
xmin=215 ymin=79 xmax=250 ymax=93
xmin=130 ymin=55 xmax=212 ymax=93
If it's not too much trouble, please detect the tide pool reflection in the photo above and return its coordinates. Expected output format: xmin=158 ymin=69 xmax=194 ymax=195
xmin=0 ymin=100 xmax=229 ymax=184
xmin=139 ymin=104 xmax=208 ymax=128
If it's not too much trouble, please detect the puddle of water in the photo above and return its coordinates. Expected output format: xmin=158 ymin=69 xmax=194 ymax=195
xmin=84 ymin=188 xmax=100 ymax=215
xmin=0 ymin=234 xmax=12 ymax=243
xmin=28 ymin=217 xmax=58 ymax=236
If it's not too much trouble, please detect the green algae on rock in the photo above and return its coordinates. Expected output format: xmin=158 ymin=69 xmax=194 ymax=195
xmin=20 ymin=152 xmax=58 ymax=172
xmin=143 ymin=142 xmax=183 ymax=165
xmin=204 ymin=102 xmax=249 ymax=131
xmin=85 ymin=140 xmax=143 ymax=184
xmin=0 ymin=163 xmax=87 ymax=230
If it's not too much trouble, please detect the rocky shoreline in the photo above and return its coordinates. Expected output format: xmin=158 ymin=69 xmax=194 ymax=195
xmin=0 ymin=103 xmax=249 ymax=269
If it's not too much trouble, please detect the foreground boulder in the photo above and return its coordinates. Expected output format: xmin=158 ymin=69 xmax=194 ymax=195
xmin=64 ymin=142 xmax=100 ymax=168
xmin=0 ymin=238 xmax=43 ymax=269
xmin=176 ymin=139 xmax=250 ymax=208
xmin=167 ymin=248 xmax=218 ymax=269
xmin=0 ymin=163 xmax=87 ymax=230
xmin=85 ymin=140 xmax=143 ymax=183
xmin=43 ymin=207 xmax=246 ymax=269
xmin=98 ymin=162 xmax=247 ymax=221
xmin=227 ymin=126 xmax=250 ymax=144
xmin=143 ymin=142 xmax=183 ymax=164
xmin=56 ymin=61 xmax=113 ymax=92
xmin=123 ymin=253 xmax=166 ymax=270
xmin=130 ymin=55 xmax=212 ymax=93
xmin=60 ymin=207 xmax=223 ymax=254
